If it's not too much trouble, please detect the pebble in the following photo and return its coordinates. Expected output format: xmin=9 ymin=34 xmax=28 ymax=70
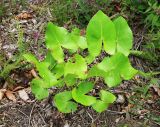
xmin=116 ymin=94 xmax=125 ymax=104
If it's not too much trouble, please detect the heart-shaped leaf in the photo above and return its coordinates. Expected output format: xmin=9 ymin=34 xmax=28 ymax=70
xmin=86 ymin=10 xmax=116 ymax=59
xmin=92 ymin=90 xmax=116 ymax=112
xmin=72 ymin=82 xmax=96 ymax=106
xmin=54 ymin=91 xmax=77 ymax=113
xmin=113 ymin=16 xmax=133 ymax=56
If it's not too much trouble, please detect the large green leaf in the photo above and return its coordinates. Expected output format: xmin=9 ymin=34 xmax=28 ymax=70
xmin=54 ymin=91 xmax=77 ymax=113
xmin=72 ymin=82 xmax=96 ymax=106
xmin=64 ymin=54 xmax=87 ymax=79
xmin=86 ymin=10 xmax=116 ymax=59
xmin=113 ymin=16 xmax=133 ymax=56
xmin=45 ymin=22 xmax=67 ymax=63
xmin=88 ymin=52 xmax=138 ymax=87
xmin=92 ymin=90 xmax=116 ymax=112
xmin=31 ymin=78 xmax=49 ymax=100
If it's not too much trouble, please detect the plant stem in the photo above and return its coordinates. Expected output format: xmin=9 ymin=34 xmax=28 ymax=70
xmin=130 ymin=50 xmax=143 ymax=56
xmin=138 ymin=70 xmax=160 ymax=78
xmin=130 ymin=50 xmax=158 ymax=63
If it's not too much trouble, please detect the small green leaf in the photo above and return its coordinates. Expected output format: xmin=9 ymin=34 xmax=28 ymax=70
xmin=113 ymin=16 xmax=133 ymax=56
xmin=23 ymin=53 xmax=38 ymax=64
xmin=61 ymin=30 xmax=87 ymax=50
xmin=71 ymin=28 xmax=87 ymax=49
xmin=62 ymin=33 xmax=78 ymax=50
xmin=64 ymin=74 xmax=77 ymax=86
xmin=72 ymin=82 xmax=96 ymax=106
xmin=86 ymin=10 xmax=116 ymax=59
xmin=92 ymin=90 xmax=116 ymax=112
xmin=31 ymin=78 xmax=49 ymax=100
xmin=104 ymin=71 xmax=122 ymax=87
xmin=51 ymin=63 xmax=64 ymax=79
xmin=54 ymin=91 xmax=77 ymax=113
xmin=87 ymin=66 xmax=106 ymax=78
xmin=37 ymin=62 xmax=58 ymax=87
xmin=44 ymin=51 xmax=56 ymax=69
xmin=92 ymin=100 xmax=109 ymax=113
xmin=64 ymin=54 xmax=87 ymax=79
xmin=50 ymin=45 xmax=64 ymax=63
xmin=45 ymin=22 xmax=67 ymax=63
xmin=100 ymin=90 xmax=116 ymax=103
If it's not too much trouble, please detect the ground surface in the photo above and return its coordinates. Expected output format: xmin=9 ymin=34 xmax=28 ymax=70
xmin=0 ymin=0 xmax=160 ymax=127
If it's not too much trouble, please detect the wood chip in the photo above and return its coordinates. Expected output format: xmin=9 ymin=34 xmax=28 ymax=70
xmin=152 ymin=85 xmax=160 ymax=96
xmin=116 ymin=94 xmax=125 ymax=104
xmin=18 ymin=89 xmax=29 ymax=101
xmin=15 ymin=12 xmax=32 ymax=20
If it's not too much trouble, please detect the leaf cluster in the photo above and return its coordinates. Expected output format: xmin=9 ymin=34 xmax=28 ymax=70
xmin=24 ymin=10 xmax=138 ymax=113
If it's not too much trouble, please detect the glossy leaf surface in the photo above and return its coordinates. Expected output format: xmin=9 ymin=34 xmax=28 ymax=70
xmin=86 ymin=10 xmax=116 ymax=59
xmin=113 ymin=16 xmax=133 ymax=56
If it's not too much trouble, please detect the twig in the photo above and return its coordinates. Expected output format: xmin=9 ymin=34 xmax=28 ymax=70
xmin=86 ymin=111 xmax=94 ymax=122
xmin=3 ymin=81 xmax=8 ymax=89
xmin=106 ymin=109 xmax=125 ymax=115
xmin=17 ymin=109 xmax=29 ymax=118
xmin=28 ymin=103 xmax=36 ymax=127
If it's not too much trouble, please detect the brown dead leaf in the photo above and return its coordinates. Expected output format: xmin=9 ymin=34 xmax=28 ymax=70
xmin=30 ymin=69 xmax=38 ymax=78
xmin=137 ymin=109 xmax=149 ymax=115
xmin=5 ymin=90 xmax=16 ymax=102
xmin=18 ymin=89 xmax=29 ymax=101
xmin=80 ymin=29 xmax=86 ymax=36
xmin=0 ymin=89 xmax=6 ymax=100
xmin=122 ymin=104 xmax=134 ymax=112
xmin=15 ymin=12 xmax=32 ymax=20
xmin=152 ymin=85 xmax=160 ymax=96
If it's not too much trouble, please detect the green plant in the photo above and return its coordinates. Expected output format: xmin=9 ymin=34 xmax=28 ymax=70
xmin=0 ymin=24 xmax=25 ymax=80
xmin=144 ymin=0 xmax=160 ymax=30
xmin=122 ymin=0 xmax=160 ymax=31
xmin=24 ymin=10 xmax=138 ymax=113
xmin=50 ymin=0 xmax=115 ymax=28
